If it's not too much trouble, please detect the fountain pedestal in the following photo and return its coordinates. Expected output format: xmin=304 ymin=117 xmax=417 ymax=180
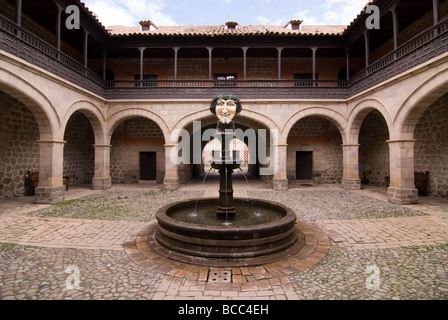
xmin=211 ymin=131 xmax=241 ymax=220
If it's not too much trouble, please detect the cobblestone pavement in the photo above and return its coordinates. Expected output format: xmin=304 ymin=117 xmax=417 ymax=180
xmin=0 ymin=179 xmax=447 ymax=300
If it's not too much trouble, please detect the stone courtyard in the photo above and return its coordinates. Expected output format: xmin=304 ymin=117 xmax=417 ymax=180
xmin=0 ymin=177 xmax=447 ymax=300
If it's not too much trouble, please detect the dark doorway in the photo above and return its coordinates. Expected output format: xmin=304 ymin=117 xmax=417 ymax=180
xmin=296 ymin=151 xmax=313 ymax=180
xmin=140 ymin=152 xmax=157 ymax=180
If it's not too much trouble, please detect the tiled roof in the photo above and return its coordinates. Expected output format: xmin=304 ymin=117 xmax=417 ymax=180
xmin=106 ymin=24 xmax=346 ymax=37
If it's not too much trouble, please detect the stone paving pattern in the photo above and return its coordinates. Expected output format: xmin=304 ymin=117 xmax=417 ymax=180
xmin=0 ymin=180 xmax=447 ymax=300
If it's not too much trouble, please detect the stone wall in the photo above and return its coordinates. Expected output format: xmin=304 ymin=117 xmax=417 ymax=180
xmin=287 ymin=117 xmax=343 ymax=185
xmin=0 ymin=92 xmax=39 ymax=197
xmin=359 ymin=110 xmax=390 ymax=187
xmin=63 ymin=112 xmax=95 ymax=185
xmin=414 ymin=93 xmax=448 ymax=197
xmin=110 ymin=118 xmax=165 ymax=184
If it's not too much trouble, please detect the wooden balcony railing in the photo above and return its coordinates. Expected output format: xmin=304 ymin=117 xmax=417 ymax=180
xmin=1 ymin=13 xmax=448 ymax=101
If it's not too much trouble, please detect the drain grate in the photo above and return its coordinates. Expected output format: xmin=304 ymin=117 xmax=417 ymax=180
xmin=208 ymin=269 xmax=232 ymax=283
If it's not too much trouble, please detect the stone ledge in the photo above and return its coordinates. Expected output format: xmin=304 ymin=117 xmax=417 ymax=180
xmin=34 ymin=186 xmax=65 ymax=204
xmin=387 ymin=187 xmax=419 ymax=205
xmin=341 ymin=179 xmax=362 ymax=190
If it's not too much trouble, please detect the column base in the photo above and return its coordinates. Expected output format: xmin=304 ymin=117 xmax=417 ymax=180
xmin=34 ymin=186 xmax=65 ymax=204
xmin=273 ymin=179 xmax=288 ymax=191
xmin=92 ymin=178 xmax=112 ymax=190
xmin=164 ymin=178 xmax=180 ymax=190
xmin=341 ymin=179 xmax=361 ymax=190
xmin=387 ymin=187 xmax=419 ymax=205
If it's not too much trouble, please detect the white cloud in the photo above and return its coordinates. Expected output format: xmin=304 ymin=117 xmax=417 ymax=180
xmin=82 ymin=0 xmax=177 ymax=26
xmin=255 ymin=15 xmax=286 ymax=26
xmin=298 ymin=0 xmax=366 ymax=25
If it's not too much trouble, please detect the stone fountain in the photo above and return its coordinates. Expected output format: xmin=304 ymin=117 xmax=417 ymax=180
xmin=152 ymin=95 xmax=305 ymax=266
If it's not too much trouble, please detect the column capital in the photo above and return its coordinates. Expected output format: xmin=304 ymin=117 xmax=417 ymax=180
xmin=37 ymin=140 xmax=66 ymax=146
xmin=341 ymin=144 xmax=360 ymax=147
xmin=93 ymin=144 xmax=112 ymax=149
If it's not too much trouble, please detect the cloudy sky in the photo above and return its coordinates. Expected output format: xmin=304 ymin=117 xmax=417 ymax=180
xmin=81 ymin=0 xmax=369 ymax=27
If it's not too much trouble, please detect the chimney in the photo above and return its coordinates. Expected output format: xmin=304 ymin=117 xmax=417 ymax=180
xmin=285 ymin=20 xmax=303 ymax=31
xmin=139 ymin=20 xmax=158 ymax=32
xmin=225 ymin=21 xmax=238 ymax=30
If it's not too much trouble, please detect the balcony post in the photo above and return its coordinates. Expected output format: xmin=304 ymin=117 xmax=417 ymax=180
xmin=83 ymin=29 xmax=89 ymax=68
xmin=363 ymin=30 xmax=370 ymax=68
xmin=433 ymin=0 xmax=440 ymax=25
xmin=55 ymin=2 xmax=64 ymax=51
xmin=390 ymin=3 xmax=399 ymax=50
xmin=242 ymin=47 xmax=249 ymax=81
xmin=102 ymin=48 xmax=107 ymax=80
xmin=173 ymin=47 xmax=180 ymax=81
xmin=277 ymin=47 xmax=283 ymax=80
xmin=345 ymin=47 xmax=350 ymax=81
xmin=207 ymin=47 xmax=214 ymax=81
xmin=138 ymin=47 xmax=146 ymax=83
xmin=311 ymin=47 xmax=317 ymax=80
xmin=16 ymin=0 xmax=22 ymax=26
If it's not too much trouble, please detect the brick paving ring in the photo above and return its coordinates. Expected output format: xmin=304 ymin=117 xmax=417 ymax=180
xmin=123 ymin=217 xmax=331 ymax=274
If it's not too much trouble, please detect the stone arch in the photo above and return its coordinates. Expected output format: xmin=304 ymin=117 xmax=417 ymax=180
xmin=171 ymin=108 xmax=279 ymax=143
xmin=0 ymin=70 xmax=58 ymax=141
xmin=281 ymin=107 xmax=348 ymax=144
xmin=106 ymin=108 xmax=170 ymax=145
xmin=396 ymin=70 xmax=448 ymax=140
xmin=62 ymin=100 xmax=106 ymax=145
xmin=347 ymin=98 xmax=392 ymax=144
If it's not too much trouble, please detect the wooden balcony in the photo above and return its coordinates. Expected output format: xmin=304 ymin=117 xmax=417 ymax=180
xmin=1 ymin=14 xmax=448 ymax=101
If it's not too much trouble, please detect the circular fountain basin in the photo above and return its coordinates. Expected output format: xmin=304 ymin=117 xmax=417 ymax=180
xmin=153 ymin=198 xmax=305 ymax=266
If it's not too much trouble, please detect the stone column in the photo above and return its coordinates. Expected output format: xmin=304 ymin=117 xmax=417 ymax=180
xmin=341 ymin=144 xmax=361 ymax=190
xmin=387 ymin=139 xmax=418 ymax=204
xmin=163 ymin=144 xmax=179 ymax=190
xmin=92 ymin=144 xmax=112 ymax=190
xmin=272 ymin=144 xmax=288 ymax=190
xmin=34 ymin=140 xmax=66 ymax=204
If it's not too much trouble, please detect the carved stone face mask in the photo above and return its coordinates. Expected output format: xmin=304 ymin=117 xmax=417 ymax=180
xmin=215 ymin=99 xmax=237 ymax=124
